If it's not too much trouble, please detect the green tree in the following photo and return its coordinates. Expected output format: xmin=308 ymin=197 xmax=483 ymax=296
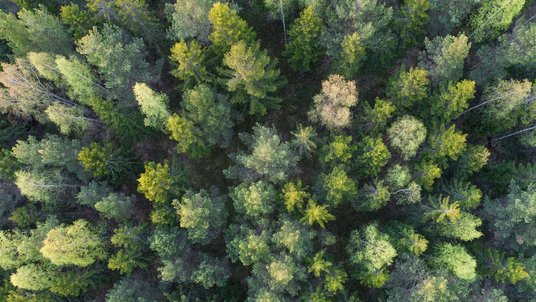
xmin=225 ymin=124 xmax=299 ymax=183
xmin=284 ymin=6 xmax=324 ymax=71
xmin=174 ymin=189 xmax=227 ymax=244
xmin=106 ymin=277 xmax=160 ymax=302
xmin=167 ymin=113 xmax=207 ymax=157
xmin=399 ymin=0 xmax=430 ymax=47
xmin=415 ymin=160 xmax=442 ymax=191
xmin=191 ymin=254 xmax=230 ymax=288
xmin=347 ymin=223 xmax=397 ymax=288
xmin=355 ymin=136 xmax=391 ymax=176
xmin=282 ymin=180 xmax=309 ymax=212
xmin=14 ymin=169 xmax=78 ymax=204
xmin=291 ymin=124 xmax=317 ymax=158
xmin=387 ymin=116 xmax=427 ymax=160
xmin=59 ymin=4 xmax=93 ymax=39
xmin=95 ymin=193 xmax=134 ymax=222
xmin=418 ymin=34 xmax=470 ymax=86
xmin=165 ymin=0 xmax=215 ymax=44
xmin=76 ymin=24 xmax=156 ymax=105
xmin=435 ymin=212 xmax=483 ymax=241
xmin=321 ymin=135 xmax=355 ymax=165
xmin=272 ymin=219 xmax=313 ymax=259
xmin=45 ymin=103 xmax=93 ymax=136
xmin=322 ymin=166 xmax=357 ymax=206
xmin=230 ymin=181 xmax=275 ymax=218
xmin=40 ymin=219 xmax=106 ymax=267
xmin=133 ymin=83 xmax=170 ymax=131
xmin=386 ymin=66 xmax=429 ymax=109
xmin=430 ymin=243 xmax=476 ymax=280
xmin=309 ymin=74 xmax=358 ymax=129
xmin=78 ymin=142 xmax=129 ymax=180
xmin=169 ymin=40 xmax=210 ymax=86
xmin=336 ymin=32 xmax=366 ymax=78
xmin=226 ymin=224 xmax=270 ymax=265
xmin=10 ymin=263 xmax=59 ymax=291
xmin=356 ymin=180 xmax=391 ymax=211
xmin=431 ymin=80 xmax=475 ymax=122
xmin=208 ymin=2 xmax=256 ymax=55
xmin=301 ymin=200 xmax=335 ymax=228
xmin=469 ymin=0 xmax=525 ymax=43
xmin=0 ymin=7 xmax=73 ymax=56
xmin=137 ymin=160 xmax=183 ymax=203
xmin=429 ymin=125 xmax=467 ymax=160
xmin=220 ymin=41 xmax=284 ymax=116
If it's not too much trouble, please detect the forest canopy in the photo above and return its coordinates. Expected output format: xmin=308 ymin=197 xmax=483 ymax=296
xmin=0 ymin=0 xmax=535 ymax=301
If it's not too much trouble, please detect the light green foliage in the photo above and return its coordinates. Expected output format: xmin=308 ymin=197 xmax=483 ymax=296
xmin=191 ymin=254 xmax=230 ymax=288
xmin=431 ymin=243 xmax=476 ymax=280
xmin=481 ymin=79 xmax=532 ymax=134
xmin=165 ymin=0 xmax=214 ymax=43
xmin=321 ymin=135 xmax=355 ymax=165
xmin=301 ymin=200 xmax=335 ymax=228
xmin=356 ymin=136 xmax=391 ymax=176
xmin=357 ymin=180 xmax=391 ymax=211
xmin=469 ymin=0 xmax=525 ymax=42
xmin=27 ymin=52 xmax=62 ymax=84
xmin=436 ymin=212 xmax=483 ymax=241
xmin=106 ymin=278 xmax=160 ymax=302
xmin=226 ymin=225 xmax=270 ymax=265
xmin=483 ymin=181 xmax=536 ymax=247
xmin=167 ymin=113 xmax=207 ymax=157
xmin=418 ymin=34 xmax=470 ymax=85
xmin=208 ymin=2 xmax=256 ymax=54
xmin=498 ymin=20 xmax=536 ymax=75
xmin=59 ymin=4 xmax=93 ymax=39
xmin=458 ymin=145 xmax=490 ymax=175
xmin=108 ymin=225 xmax=148 ymax=274
xmin=174 ymin=189 xmax=227 ymax=244
xmin=0 ymin=7 xmax=72 ymax=56
xmin=77 ymin=24 xmax=155 ymax=105
xmin=14 ymin=169 xmax=77 ymax=204
xmin=41 ymin=219 xmax=106 ymax=267
xmin=323 ymin=267 xmax=347 ymax=294
xmin=398 ymin=228 xmax=428 ymax=256
xmin=415 ymin=161 xmax=441 ymax=191
xmin=399 ymin=0 xmax=430 ymax=47
xmin=309 ymin=74 xmax=358 ymax=129
xmin=431 ymin=80 xmax=475 ymax=121
xmin=285 ymin=6 xmax=324 ymax=71
xmin=169 ymin=40 xmax=209 ymax=85
xmin=181 ymin=84 xmax=233 ymax=148
xmin=429 ymin=125 xmax=467 ymax=160
xmin=272 ymin=219 xmax=313 ymax=259
xmin=495 ymin=256 xmax=529 ymax=284
xmin=137 ymin=161 xmax=180 ymax=203
xmin=133 ymin=83 xmax=170 ymax=131
xmin=347 ymin=223 xmax=397 ymax=288
xmin=221 ymin=41 xmax=283 ymax=115
xmin=149 ymin=226 xmax=193 ymax=282
xmin=95 ymin=193 xmax=134 ymax=221
xmin=322 ymin=166 xmax=357 ymax=206
xmin=250 ymin=254 xmax=306 ymax=296
xmin=78 ymin=142 xmax=126 ymax=180
xmin=336 ymin=32 xmax=366 ymax=78
xmin=76 ymin=181 xmax=112 ymax=206
xmin=362 ymin=98 xmax=396 ymax=132
xmin=282 ymin=180 xmax=309 ymax=212
xmin=45 ymin=103 xmax=93 ymax=136
xmin=385 ymin=164 xmax=411 ymax=191
xmin=427 ymin=195 xmax=461 ymax=223
xmin=291 ymin=124 xmax=317 ymax=158
xmin=441 ymin=180 xmax=482 ymax=210
xmin=429 ymin=0 xmax=479 ymax=35
xmin=230 ymin=181 xmax=275 ymax=218
xmin=387 ymin=116 xmax=426 ymax=160
xmin=54 ymin=56 xmax=98 ymax=104
xmin=308 ymin=251 xmax=332 ymax=277
xmin=386 ymin=66 xmax=430 ymax=109
xmin=10 ymin=263 xmax=58 ymax=291
xmin=226 ymin=124 xmax=299 ymax=183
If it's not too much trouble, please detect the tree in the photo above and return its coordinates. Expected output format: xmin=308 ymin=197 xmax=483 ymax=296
xmin=208 ymin=2 xmax=256 ymax=55
xmin=226 ymin=224 xmax=270 ymax=266
xmin=282 ymin=180 xmax=309 ymax=212
xmin=169 ymin=40 xmax=210 ymax=86
xmin=430 ymin=243 xmax=476 ymax=280
xmin=14 ymin=169 xmax=78 ymax=204
xmin=428 ymin=0 xmax=479 ymax=35
xmin=191 ymin=254 xmax=230 ymax=288
xmin=431 ymin=80 xmax=475 ymax=122
xmin=78 ymin=142 xmax=129 ymax=180
xmin=106 ymin=277 xmax=160 ymax=302
xmin=301 ymin=200 xmax=335 ymax=228
xmin=54 ymin=56 xmax=99 ymax=104
xmin=108 ymin=224 xmax=148 ymax=274
xmin=0 ymin=7 xmax=73 ymax=56
xmin=165 ymin=0 xmax=215 ymax=44
xmin=59 ymin=3 xmax=93 ymax=39
xmin=167 ymin=113 xmax=207 ymax=157
xmin=440 ymin=179 xmax=482 ymax=210
xmin=291 ymin=124 xmax=317 ymax=158
xmin=418 ymin=34 xmax=470 ymax=86
xmin=429 ymin=125 xmax=467 ymax=160
xmin=336 ymin=32 xmax=366 ymax=78
xmin=347 ymin=223 xmax=397 ymax=288
xmin=426 ymin=195 xmax=461 ymax=223
xmin=435 ymin=212 xmax=483 ymax=241
xmin=249 ymin=254 xmax=306 ymax=296
xmin=355 ymin=136 xmax=391 ymax=176
xmin=230 ymin=181 xmax=275 ymax=218
xmin=133 ymin=83 xmax=170 ymax=131
xmin=220 ymin=41 xmax=284 ymax=116
xmin=399 ymin=0 xmax=430 ymax=47
xmin=272 ymin=219 xmax=313 ymax=259
xmin=309 ymin=74 xmax=358 ymax=129
xmin=386 ymin=66 xmax=429 ymax=109
xmin=174 ymin=189 xmax=227 ymax=244
xmin=415 ymin=160 xmax=442 ymax=191
xmin=10 ymin=263 xmax=59 ymax=291
xmin=322 ymin=166 xmax=357 ymax=206
xmin=138 ymin=160 xmax=183 ymax=203
xmin=482 ymin=181 xmax=536 ymax=247
xmin=387 ymin=116 xmax=426 ymax=160
xmin=284 ymin=6 xmax=324 ymax=72
xmin=95 ymin=193 xmax=134 ymax=221
xmin=225 ymin=124 xmax=299 ymax=183
xmin=356 ymin=180 xmax=391 ymax=211
xmin=361 ymin=98 xmax=396 ymax=133
xmin=45 ymin=103 xmax=93 ymax=136
xmin=321 ymin=135 xmax=355 ymax=165
xmin=40 ymin=219 xmax=106 ymax=267
xmin=468 ymin=0 xmax=525 ymax=43
xmin=76 ymin=24 xmax=156 ymax=105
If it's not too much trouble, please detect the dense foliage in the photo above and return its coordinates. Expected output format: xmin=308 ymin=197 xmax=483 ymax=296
xmin=0 ymin=0 xmax=535 ymax=301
